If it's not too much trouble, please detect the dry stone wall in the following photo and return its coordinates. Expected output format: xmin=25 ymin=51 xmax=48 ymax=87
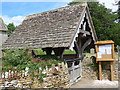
xmin=82 ymin=54 xmax=118 ymax=81
xmin=0 ymin=62 xmax=70 ymax=89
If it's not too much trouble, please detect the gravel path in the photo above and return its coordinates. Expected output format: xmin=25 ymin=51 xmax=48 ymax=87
xmin=71 ymin=78 xmax=118 ymax=88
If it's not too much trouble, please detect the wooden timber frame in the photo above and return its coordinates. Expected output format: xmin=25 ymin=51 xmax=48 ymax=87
xmin=66 ymin=35 xmax=92 ymax=84
xmin=63 ymin=13 xmax=94 ymax=84
xmin=39 ymin=12 xmax=95 ymax=85
xmin=95 ymin=40 xmax=115 ymax=81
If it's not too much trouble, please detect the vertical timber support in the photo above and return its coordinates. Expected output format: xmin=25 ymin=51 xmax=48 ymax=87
xmin=53 ymin=47 xmax=65 ymax=59
xmin=99 ymin=61 xmax=102 ymax=80
xmin=46 ymin=48 xmax=52 ymax=55
xmin=74 ymin=34 xmax=82 ymax=59
xmin=110 ymin=61 xmax=114 ymax=81
xmin=74 ymin=41 xmax=81 ymax=58
xmin=42 ymin=48 xmax=52 ymax=55
xmin=77 ymin=34 xmax=82 ymax=58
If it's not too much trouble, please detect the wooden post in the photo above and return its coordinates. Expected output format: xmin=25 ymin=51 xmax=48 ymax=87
xmin=45 ymin=48 xmax=52 ymax=55
xmin=112 ymin=44 xmax=115 ymax=59
xmin=110 ymin=61 xmax=114 ymax=81
xmin=99 ymin=61 xmax=102 ymax=80
xmin=53 ymin=47 xmax=65 ymax=59
xmin=77 ymin=34 xmax=82 ymax=58
xmin=74 ymin=41 xmax=81 ymax=58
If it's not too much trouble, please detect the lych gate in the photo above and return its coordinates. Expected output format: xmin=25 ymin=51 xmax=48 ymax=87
xmin=2 ymin=3 xmax=97 ymax=84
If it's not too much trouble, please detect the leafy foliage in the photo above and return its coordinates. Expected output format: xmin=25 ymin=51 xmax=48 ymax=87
xmin=68 ymin=1 xmax=120 ymax=46
xmin=7 ymin=23 xmax=16 ymax=37
xmin=33 ymin=55 xmax=62 ymax=68
xmin=88 ymin=2 xmax=120 ymax=46
xmin=3 ymin=49 xmax=62 ymax=72
xmin=117 ymin=1 xmax=120 ymax=22
xmin=3 ymin=49 xmax=32 ymax=67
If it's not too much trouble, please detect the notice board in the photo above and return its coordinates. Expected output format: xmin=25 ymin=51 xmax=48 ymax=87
xmin=95 ymin=40 xmax=115 ymax=61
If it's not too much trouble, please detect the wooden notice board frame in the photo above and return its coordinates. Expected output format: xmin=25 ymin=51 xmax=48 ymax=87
xmin=95 ymin=40 xmax=115 ymax=81
xmin=95 ymin=40 xmax=115 ymax=61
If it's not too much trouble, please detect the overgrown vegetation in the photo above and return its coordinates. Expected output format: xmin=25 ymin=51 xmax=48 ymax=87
xmin=2 ymin=49 xmax=62 ymax=71
xmin=2 ymin=49 xmax=32 ymax=71
xmin=68 ymin=1 xmax=120 ymax=46
xmin=2 ymin=49 xmax=63 ymax=83
xmin=7 ymin=23 xmax=16 ymax=37
xmin=87 ymin=62 xmax=97 ymax=67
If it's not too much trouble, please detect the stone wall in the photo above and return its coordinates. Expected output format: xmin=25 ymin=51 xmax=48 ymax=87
xmin=82 ymin=54 xmax=118 ymax=81
xmin=0 ymin=62 xmax=70 ymax=89
xmin=0 ymin=31 xmax=8 ymax=59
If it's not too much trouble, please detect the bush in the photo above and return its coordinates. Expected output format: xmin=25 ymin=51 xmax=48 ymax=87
xmin=3 ymin=49 xmax=33 ymax=67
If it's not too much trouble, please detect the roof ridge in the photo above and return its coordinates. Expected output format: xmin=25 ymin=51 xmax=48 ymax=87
xmin=25 ymin=3 xmax=86 ymax=20
xmin=0 ymin=18 xmax=8 ymax=31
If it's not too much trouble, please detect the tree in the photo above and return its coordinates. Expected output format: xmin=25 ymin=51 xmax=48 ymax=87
xmin=117 ymin=1 xmax=120 ymax=23
xmin=7 ymin=23 xmax=16 ymax=37
xmin=68 ymin=1 xmax=120 ymax=46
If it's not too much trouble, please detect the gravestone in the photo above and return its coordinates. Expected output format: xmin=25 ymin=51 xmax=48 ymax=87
xmin=90 ymin=48 xmax=95 ymax=54
xmin=117 ymin=45 xmax=120 ymax=62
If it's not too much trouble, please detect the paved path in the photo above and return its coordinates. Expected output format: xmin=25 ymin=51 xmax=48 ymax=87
xmin=71 ymin=78 xmax=118 ymax=88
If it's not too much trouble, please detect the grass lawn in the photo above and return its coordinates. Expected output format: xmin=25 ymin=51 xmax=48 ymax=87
xmin=33 ymin=49 xmax=119 ymax=60
xmin=34 ymin=49 xmax=76 ymax=55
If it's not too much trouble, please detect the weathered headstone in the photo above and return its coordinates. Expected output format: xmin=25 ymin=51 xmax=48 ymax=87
xmin=90 ymin=48 xmax=95 ymax=54
xmin=117 ymin=45 xmax=120 ymax=61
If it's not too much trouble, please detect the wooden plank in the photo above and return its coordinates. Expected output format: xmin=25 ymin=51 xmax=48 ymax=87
xmin=79 ymin=29 xmax=90 ymax=35
xmin=110 ymin=62 xmax=114 ymax=81
xmin=72 ymin=61 xmax=75 ymax=83
xmin=80 ymin=60 xmax=82 ymax=76
xmin=95 ymin=45 xmax=98 ymax=63
xmin=96 ymin=59 xmax=114 ymax=61
xmin=77 ymin=34 xmax=82 ymax=54
xmin=99 ymin=61 xmax=102 ymax=80
xmin=95 ymin=40 xmax=114 ymax=45
xmin=74 ymin=41 xmax=81 ymax=58
xmin=112 ymin=44 xmax=115 ymax=59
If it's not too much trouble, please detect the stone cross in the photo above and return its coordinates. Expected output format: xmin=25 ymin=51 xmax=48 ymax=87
xmin=90 ymin=48 xmax=95 ymax=54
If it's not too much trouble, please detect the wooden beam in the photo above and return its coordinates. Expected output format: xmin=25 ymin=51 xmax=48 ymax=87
xmin=59 ymin=47 xmax=65 ymax=59
xmin=74 ymin=41 xmax=80 ymax=52
xmin=74 ymin=41 xmax=82 ymax=58
xmin=81 ymin=38 xmax=92 ymax=53
xmin=110 ymin=61 xmax=114 ymax=81
xmin=42 ymin=48 xmax=52 ymax=55
xmin=79 ymin=29 xmax=90 ymax=35
xmin=77 ymin=34 xmax=82 ymax=58
xmin=53 ymin=47 xmax=65 ymax=59
xmin=99 ymin=61 xmax=102 ymax=80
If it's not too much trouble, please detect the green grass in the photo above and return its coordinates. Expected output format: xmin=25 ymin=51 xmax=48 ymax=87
xmin=33 ymin=49 xmax=119 ymax=60
xmin=34 ymin=49 xmax=46 ymax=55
xmin=34 ymin=49 xmax=76 ymax=55
xmin=63 ymin=50 xmax=76 ymax=54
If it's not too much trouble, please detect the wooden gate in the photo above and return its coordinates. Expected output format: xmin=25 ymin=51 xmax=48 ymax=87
xmin=65 ymin=58 xmax=82 ymax=85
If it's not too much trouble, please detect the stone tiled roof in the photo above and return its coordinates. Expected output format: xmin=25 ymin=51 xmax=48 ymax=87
xmin=2 ymin=4 xmax=96 ymax=50
xmin=0 ymin=18 xmax=8 ymax=31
